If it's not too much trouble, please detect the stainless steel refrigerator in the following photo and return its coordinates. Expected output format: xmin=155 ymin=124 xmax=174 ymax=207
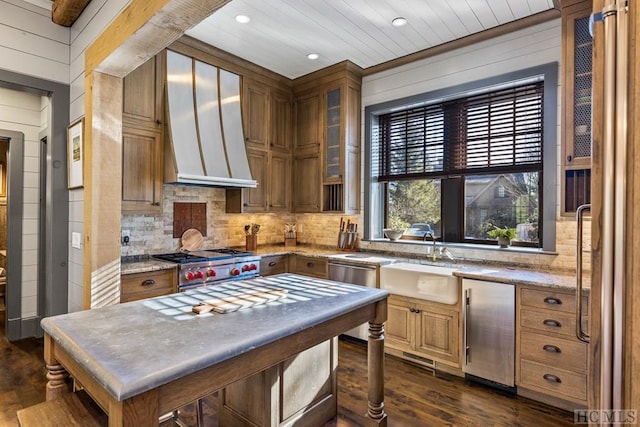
xmin=462 ymin=279 xmax=515 ymax=389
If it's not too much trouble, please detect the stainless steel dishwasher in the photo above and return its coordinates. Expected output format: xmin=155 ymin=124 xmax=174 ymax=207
xmin=462 ymin=278 xmax=516 ymax=391
xmin=328 ymin=261 xmax=377 ymax=340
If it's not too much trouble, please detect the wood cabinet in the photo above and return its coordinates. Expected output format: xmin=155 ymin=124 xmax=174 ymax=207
xmin=561 ymin=0 xmax=593 ymax=214
xmin=292 ymin=152 xmax=321 ymax=212
xmin=292 ymin=62 xmax=362 ymax=213
xmin=122 ymin=53 xmax=165 ymax=213
xmin=121 ymin=127 xmax=163 ymax=212
xmin=291 ymin=255 xmax=328 ymax=279
xmin=386 ymin=294 xmax=460 ymax=368
xmin=294 ymin=91 xmax=322 ymax=152
xmin=243 ymin=79 xmax=292 ymax=152
xmin=227 ymin=78 xmax=292 ymax=213
xmin=219 ymin=338 xmax=338 ymax=427
xmin=122 ymin=54 xmax=164 ymax=129
xmin=516 ymin=286 xmax=589 ymax=410
xmin=260 ymin=254 xmax=289 ymax=276
xmin=120 ymin=268 xmax=176 ymax=303
xmin=227 ymin=148 xmax=291 ymax=213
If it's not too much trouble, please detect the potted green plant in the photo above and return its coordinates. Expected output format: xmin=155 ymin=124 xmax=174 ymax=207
xmin=487 ymin=226 xmax=517 ymax=248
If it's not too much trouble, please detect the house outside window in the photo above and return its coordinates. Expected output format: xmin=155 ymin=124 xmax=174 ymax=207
xmin=365 ymin=65 xmax=557 ymax=250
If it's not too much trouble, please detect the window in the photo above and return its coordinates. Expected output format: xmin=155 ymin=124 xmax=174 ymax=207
xmin=366 ymin=65 xmax=557 ymax=250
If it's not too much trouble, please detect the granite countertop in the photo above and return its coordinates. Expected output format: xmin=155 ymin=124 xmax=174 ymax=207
xmin=120 ymin=258 xmax=177 ymax=275
xmin=120 ymin=244 xmax=580 ymax=291
xmin=41 ymin=274 xmax=388 ymax=401
xmin=451 ymin=265 xmax=578 ymax=290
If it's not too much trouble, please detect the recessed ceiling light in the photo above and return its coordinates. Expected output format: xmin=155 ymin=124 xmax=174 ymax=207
xmin=307 ymin=53 xmax=319 ymax=60
xmin=392 ymin=17 xmax=407 ymax=27
xmin=235 ymin=14 xmax=250 ymax=24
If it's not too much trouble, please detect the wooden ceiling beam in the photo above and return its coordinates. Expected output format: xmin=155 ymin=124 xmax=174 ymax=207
xmin=52 ymin=0 xmax=91 ymax=27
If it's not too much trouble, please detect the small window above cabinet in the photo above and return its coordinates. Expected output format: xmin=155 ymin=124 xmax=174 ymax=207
xmin=561 ymin=0 xmax=592 ymax=215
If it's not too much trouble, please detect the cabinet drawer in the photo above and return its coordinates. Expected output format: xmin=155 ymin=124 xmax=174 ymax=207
xmin=121 ymin=269 xmax=176 ymax=302
xmin=520 ymin=288 xmax=587 ymax=314
xmin=520 ymin=331 xmax=586 ymax=372
xmin=260 ymin=255 xmax=288 ymax=276
xmin=293 ymin=256 xmax=327 ymax=278
xmin=520 ymin=308 xmax=587 ymax=338
xmin=520 ymin=359 xmax=587 ymax=402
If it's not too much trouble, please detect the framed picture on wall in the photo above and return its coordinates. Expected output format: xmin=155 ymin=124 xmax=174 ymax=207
xmin=67 ymin=118 xmax=84 ymax=189
xmin=0 ymin=161 xmax=5 ymax=200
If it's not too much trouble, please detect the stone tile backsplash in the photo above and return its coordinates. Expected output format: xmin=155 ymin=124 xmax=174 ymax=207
xmin=121 ymin=184 xmax=588 ymax=274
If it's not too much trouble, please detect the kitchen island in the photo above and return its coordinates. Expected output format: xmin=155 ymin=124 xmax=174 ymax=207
xmin=41 ymin=274 xmax=389 ymax=426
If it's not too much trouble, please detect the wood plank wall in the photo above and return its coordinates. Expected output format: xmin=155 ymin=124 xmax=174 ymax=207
xmin=66 ymin=0 xmax=130 ymax=312
xmin=0 ymin=87 xmax=46 ymax=318
xmin=0 ymin=0 xmax=69 ymax=84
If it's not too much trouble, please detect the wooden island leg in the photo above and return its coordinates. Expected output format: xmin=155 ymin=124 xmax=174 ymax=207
xmin=44 ymin=333 xmax=72 ymax=400
xmin=366 ymin=301 xmax=388 ymax=426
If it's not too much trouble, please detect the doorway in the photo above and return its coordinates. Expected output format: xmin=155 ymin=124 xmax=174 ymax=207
xmin=0 ymin=130 xmax=24 ymax=340
xmin=0 ymin=137 xmax=7 ymax=337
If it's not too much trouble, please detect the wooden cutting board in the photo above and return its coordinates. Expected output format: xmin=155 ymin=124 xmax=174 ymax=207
xmin=180 ymin=228 xmax=204 ymax=251
xmin=192 ymin=288 xmax=288 ymax=314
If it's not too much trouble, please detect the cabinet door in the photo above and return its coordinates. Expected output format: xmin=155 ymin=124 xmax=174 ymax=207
xmin=292 ymin=255 xmax=327 ymax=278
xmin=260 ymin=255 xmax=288 ymax=276
xmin=120 ymin=269 xmax=176 ymax=303
xmin=386 ymin=297 xmax=414 ymax=352
xmin=295 ymin=91 xmax=321 ymax=152
xmin=415 ymin=302 xmax=459 ymax=365
xmin=562 ymin=2 xmax=593 ymax=168
xmin=270 ymin=90 xmax=292 ymax=151
xmin=243 ymin=148 xmax=268 ymax=212
xmin=269 ymin=151 xmax=291 ymax=211
xmin=122 ymin=127 xmax=163 ymax=213
xmin=243 ymin=79 xmax=268 ymax=149
xmin=123 ymin=55 xmax=162 ymax=129
xmin=292 ymin=153 xmax=320 ymax=212
xmin=324 ymin=87 xmax=342 ymax=182
xmin=561 ymin=0 xmax=592 ymax=214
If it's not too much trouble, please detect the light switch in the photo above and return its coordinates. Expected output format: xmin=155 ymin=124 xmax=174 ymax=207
xmin=72 ymin=232 xmax=82 ymax=249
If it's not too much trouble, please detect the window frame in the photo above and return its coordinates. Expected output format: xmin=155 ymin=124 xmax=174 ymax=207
xmin=364 ymin=63 xmax=558 ymax=252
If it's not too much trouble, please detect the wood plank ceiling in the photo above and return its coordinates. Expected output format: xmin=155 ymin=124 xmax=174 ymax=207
xmin=186 ymin=0 xmax=557 ymax=79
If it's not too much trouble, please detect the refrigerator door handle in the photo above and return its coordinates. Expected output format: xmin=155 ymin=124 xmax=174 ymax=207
xmin=576 ymin=203 xmax=591 ymax=343
xmin=464 ymin=288 xmax=470 ymax=365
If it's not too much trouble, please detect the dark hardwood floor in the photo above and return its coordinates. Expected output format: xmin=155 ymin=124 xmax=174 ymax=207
xmin=0 ymin=311 xmax=575 ymax=426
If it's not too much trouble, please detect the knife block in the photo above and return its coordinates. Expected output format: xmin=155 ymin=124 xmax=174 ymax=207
xmin=337 ymin=231 xmax=357 ymax=251
xmin=284 ymin=237 xmax=297 ymax=247
xmin=245 ymin=235 xmax=257 ymax=251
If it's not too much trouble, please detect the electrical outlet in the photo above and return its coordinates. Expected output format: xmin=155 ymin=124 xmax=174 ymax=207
xmin=121 ymin=230 xmax=131 ymax=245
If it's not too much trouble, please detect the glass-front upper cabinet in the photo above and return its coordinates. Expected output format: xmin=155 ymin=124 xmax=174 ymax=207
xmin=324 ymin=88 xmax=341 ymax=181
xmin=562 ymin=0 xmax=593 ymax=215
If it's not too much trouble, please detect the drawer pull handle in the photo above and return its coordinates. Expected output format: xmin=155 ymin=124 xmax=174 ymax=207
xmin=268 ymin=261 xmax=277 ymax=267
xmin=543 ymin=344 xmax=561 ymax=353
xmin=141 ymin=279 xmax=156 ymax=287
xmin=543 ymin=373 xmax=561 ymax=383
xmin=543 ymin=319 xmax=561 ymax=327
xmin=307 ymin=262 xmax=314 ymax=268
xmin=543 ymin=297 xmax=562 ymax=305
